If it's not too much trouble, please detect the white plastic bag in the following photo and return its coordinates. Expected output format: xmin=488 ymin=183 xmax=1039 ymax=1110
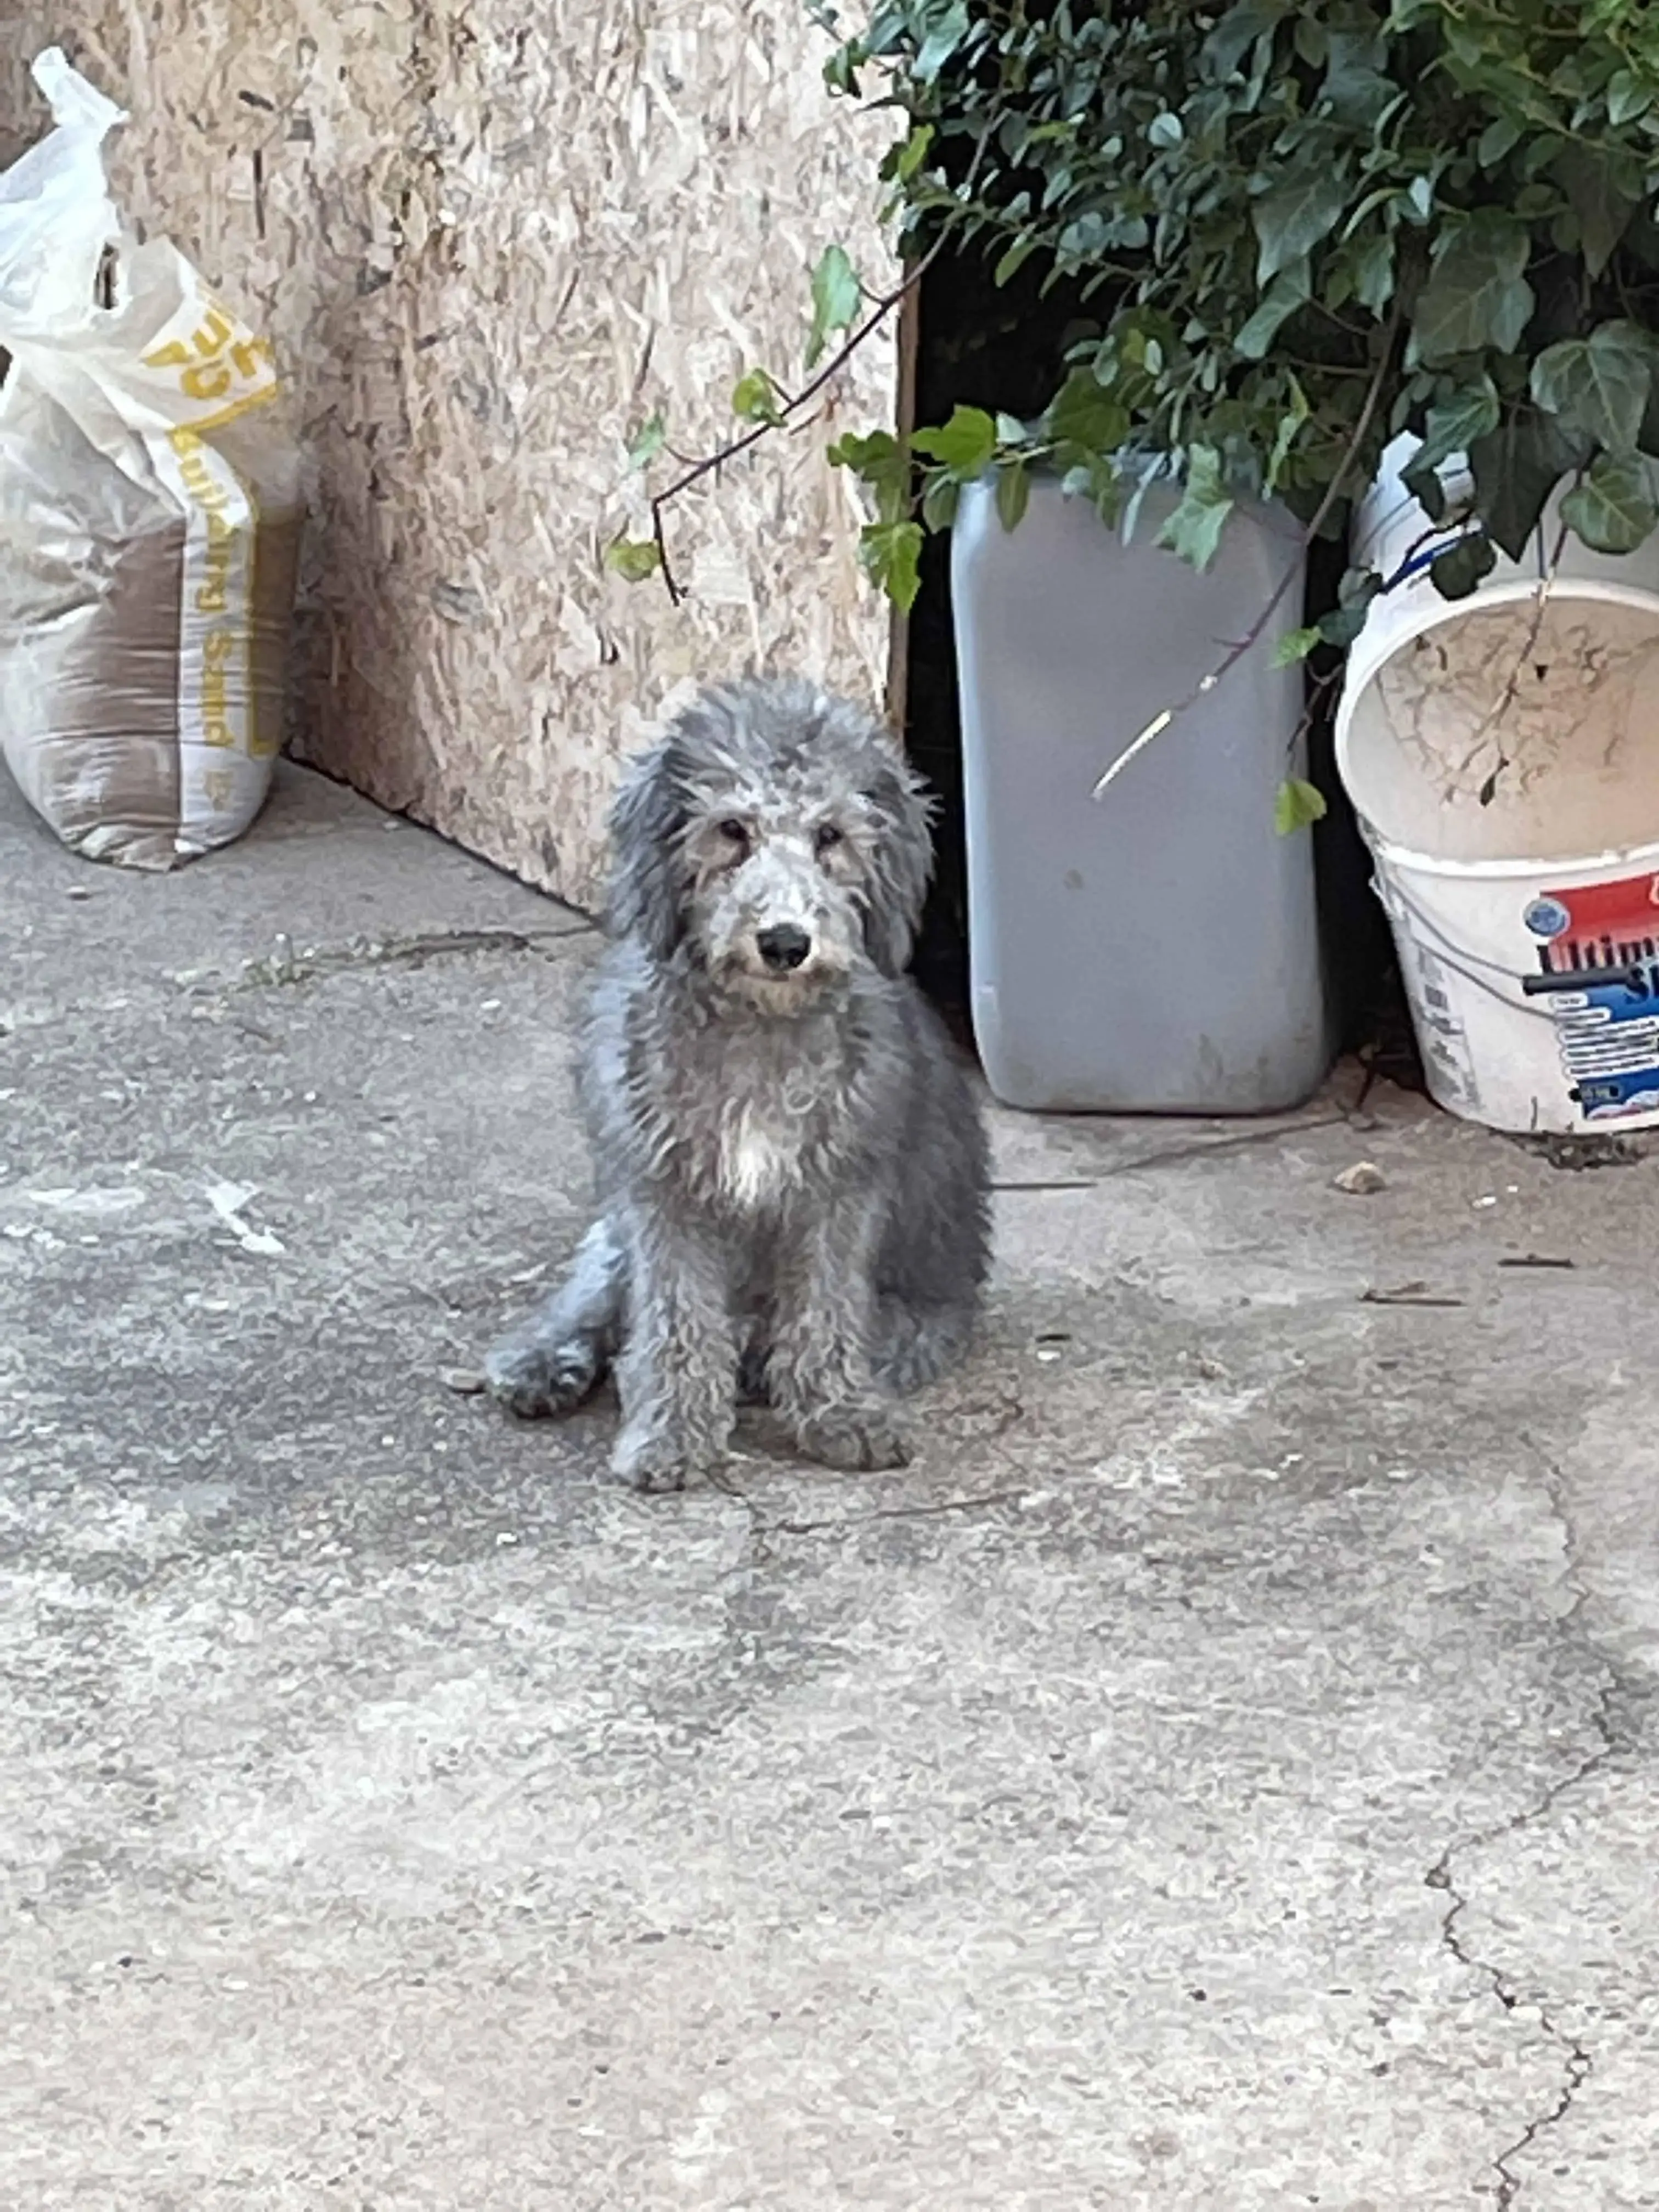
xmin=0 ymin=47 xmax=301 ymax=868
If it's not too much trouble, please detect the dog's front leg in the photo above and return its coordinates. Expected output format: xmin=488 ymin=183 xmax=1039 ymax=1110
xmin=769 ymin=1204 xmax=910 ymax=1472
xmin=612 ymin=1214 xmax=736 ymax=1492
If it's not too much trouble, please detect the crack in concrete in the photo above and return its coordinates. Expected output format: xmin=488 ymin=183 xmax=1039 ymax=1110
xmin=1493 ymin=2041 xmax=1595 ymax=2211
xmin=1102 ymin=1112 xmax=1352 ymax=1180
xmin=710 ymin=1470 xmax=1025 ymax=1564
xmin=1427 ymin=1769 xmax=1606 ymax=2209
xmin=234 ymin=924 xmax=589 ymax=989
xmin=709 ymin=1390 xmax=1031 ymax=1566
xmin=990 ymin=1114 xmax=1352 ymax=1195
xmin=1426 ymin=1443 xmax=1622 ymax=2208
xmin=763 ymin=1488 xmax=1028 ymax=1537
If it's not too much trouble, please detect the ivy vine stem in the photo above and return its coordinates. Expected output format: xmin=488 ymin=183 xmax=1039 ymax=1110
xmin=1457 ymin=515 xmax=1573 ymax=806
xmin=1091 ymin=313 xmax=1401 ymax=803
xmin=646 ymin=122 xmax=995 ymax=605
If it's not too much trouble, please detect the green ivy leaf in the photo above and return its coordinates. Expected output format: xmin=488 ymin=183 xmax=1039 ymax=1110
xmin=1560 ymin=452 xmax=1659 ymax=554
xmin=920 ymin=475 xmax=961 ymax=532
xmin=1318 ymin=603 xmax=1370 ymax=649
xmin=1337 ymin=563 xmax=1381 ymax=612
xmin=1349 ymin=232 xmax=1396 ymax=313
xmin=996 ymin=462 xmax=1031 ymax=532
xmin=1272 ymin=627 xmax=1321 ymax=668
xmin=827 ymin=427 xmax=899 ymax=471
xmin=1274 ymin=777 xmax=1328 ymax=834
xmin=806 ymin=244 xmax=862 ymax=370
xmin=1293 ymin=15 xmax=1328 ymax=69
xmin=1553 ymin=144 xmax=1638 ymax=279
xmin=860 ymin=518 xmax=924 ymax=611
xmin=604 ymin=535 xmax=662 ymax=583
xmin=732 ymin=368 xmax=785 ymax=425
xmin=1321 ymin=30 xmax=1393 ymax=122
xmin=1412 ymin=215 xmax=1534 ymax=364
xmin=1265 ymin=374 xmax=1310 ymax=494
xmin=1318 ymin=568 xmax=1381 ymax=648
xmin=1416 ymin=377 xmax=1502 ymax=475
xmin=1235 ymin=261 xmax=1311 ymax=360
xmin=894 ymin=122 xmax=934 ymax=180
xmin=1606 ymin=70 xmax=1652 ymax=128
xmin=626 ymin=410 xmax=666 ymax=471
xmin=1470 ymin=411 xmax=1590 ymax=559
xmin=912 ymin=0 xmax=970 ymax=84
xmin=1530 ymin=323 xmax=1653 ymax=453
xmin=1253 ymin=168 xmax=1350 ymax=284
xmin=1044 ymin=370 xmax=1130 ymax=457
xmin=911 ymin=404 xmax=997 ymax=477
xmin=1401 ymin=454 xmax=1448 ymax=523
xmin=826 ymin=427 xmax=910 ymax=521
xmin=993 ymin=238 xmax=1036 ymax=287
xmin=821 ymin=40 xmax=859 ymax=97
xmin=1476 ymin=115 xmax=1522 ymax=168
xmin=1204 ymin=0 xmax=1293 ymax=82
xmin=1429 ymin=533 xmax=1497 ymax=599
xmin=1156 ymin=445 xmax=1234 ymax=571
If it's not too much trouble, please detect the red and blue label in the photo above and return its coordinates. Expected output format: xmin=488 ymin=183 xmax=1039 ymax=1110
xmin=1521 ymin=872 xmax=1659 ymax=1120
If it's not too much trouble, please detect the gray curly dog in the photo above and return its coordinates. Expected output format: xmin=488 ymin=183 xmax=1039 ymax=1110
xmin=484 ymin=674 xmax=991 ymax=1492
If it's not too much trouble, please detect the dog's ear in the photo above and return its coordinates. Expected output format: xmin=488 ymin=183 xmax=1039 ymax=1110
xmin=860 ymin=751 xmax=935 ymax=978
xmin=606 ymin=737 xmax=686 ymax=957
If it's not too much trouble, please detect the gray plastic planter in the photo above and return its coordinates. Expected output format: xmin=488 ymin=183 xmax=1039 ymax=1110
xmin=951 ymin=475 xmax=1332 ymax=1113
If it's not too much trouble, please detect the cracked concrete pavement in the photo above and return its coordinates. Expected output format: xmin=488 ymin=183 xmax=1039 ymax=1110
xmin=4 ymin=760 xmax=1659 ymax=2209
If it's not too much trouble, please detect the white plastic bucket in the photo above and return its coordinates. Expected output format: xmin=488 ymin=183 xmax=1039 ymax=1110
xmin=1335 ymin=435 xmax=1659 ymax=1134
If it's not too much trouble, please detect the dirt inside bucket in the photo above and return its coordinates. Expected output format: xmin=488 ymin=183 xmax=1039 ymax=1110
xmin=1352 ymin=597 xmax=1659 ymax=864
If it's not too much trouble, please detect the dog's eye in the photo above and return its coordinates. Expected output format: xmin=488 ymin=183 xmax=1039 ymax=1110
xmin=814 ymin=823 xmax=843 ymax=854
xmin=717 ymin=819 xmax=749 ymax=847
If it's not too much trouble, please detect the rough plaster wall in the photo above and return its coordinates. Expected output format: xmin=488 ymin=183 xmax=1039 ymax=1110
xmin=0 ymin=5 xmax=896 ymax=910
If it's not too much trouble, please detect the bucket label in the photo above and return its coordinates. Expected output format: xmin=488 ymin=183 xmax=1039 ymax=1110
xmin=1404 ymin=941 xmax=1480 ymax=1113
xmin=1522 ymin=871 xmax=1659 ymax=1120
xmin=1377 ymin=875 xmax=1482 ymax=1110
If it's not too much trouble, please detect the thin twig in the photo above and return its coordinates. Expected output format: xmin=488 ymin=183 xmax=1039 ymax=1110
xmin=646 ymin=126 xmax=995 ymax=604
xmin=1091 ymin=314 xmax=1401 ymax=802
xmin=1284 ymin=661 xmax=1342 ymax=761
xmin=1454 ymin=517 xmax=1571 ymax=805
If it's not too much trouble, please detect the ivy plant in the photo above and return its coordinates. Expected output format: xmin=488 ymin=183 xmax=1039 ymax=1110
xmin=607 ymin=1 xmax=1659 ymax=823
xmin=805 ymin=0 xmax=1659 ymax=650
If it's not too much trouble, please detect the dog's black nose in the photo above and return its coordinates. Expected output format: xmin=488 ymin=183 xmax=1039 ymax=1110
xmin=757 ymin=924 xmax=811 ymax=971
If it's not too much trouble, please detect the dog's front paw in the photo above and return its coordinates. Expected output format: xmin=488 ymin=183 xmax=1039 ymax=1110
xmin=610 ymin=1424 xmax=708 ymax=1493
xmin=484 ymin=1334 xmax=600 ymax=1420
xmin=793 ymin=1402 xmax=912 ymax=1472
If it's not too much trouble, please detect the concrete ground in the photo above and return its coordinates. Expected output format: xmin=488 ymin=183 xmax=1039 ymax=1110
xmin=3 ymin=760 xmax=1658 ymax=2211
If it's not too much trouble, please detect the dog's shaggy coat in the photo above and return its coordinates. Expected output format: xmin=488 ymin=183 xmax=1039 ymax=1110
xmin=485 ymin=674 xmax=990 ymax=1490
